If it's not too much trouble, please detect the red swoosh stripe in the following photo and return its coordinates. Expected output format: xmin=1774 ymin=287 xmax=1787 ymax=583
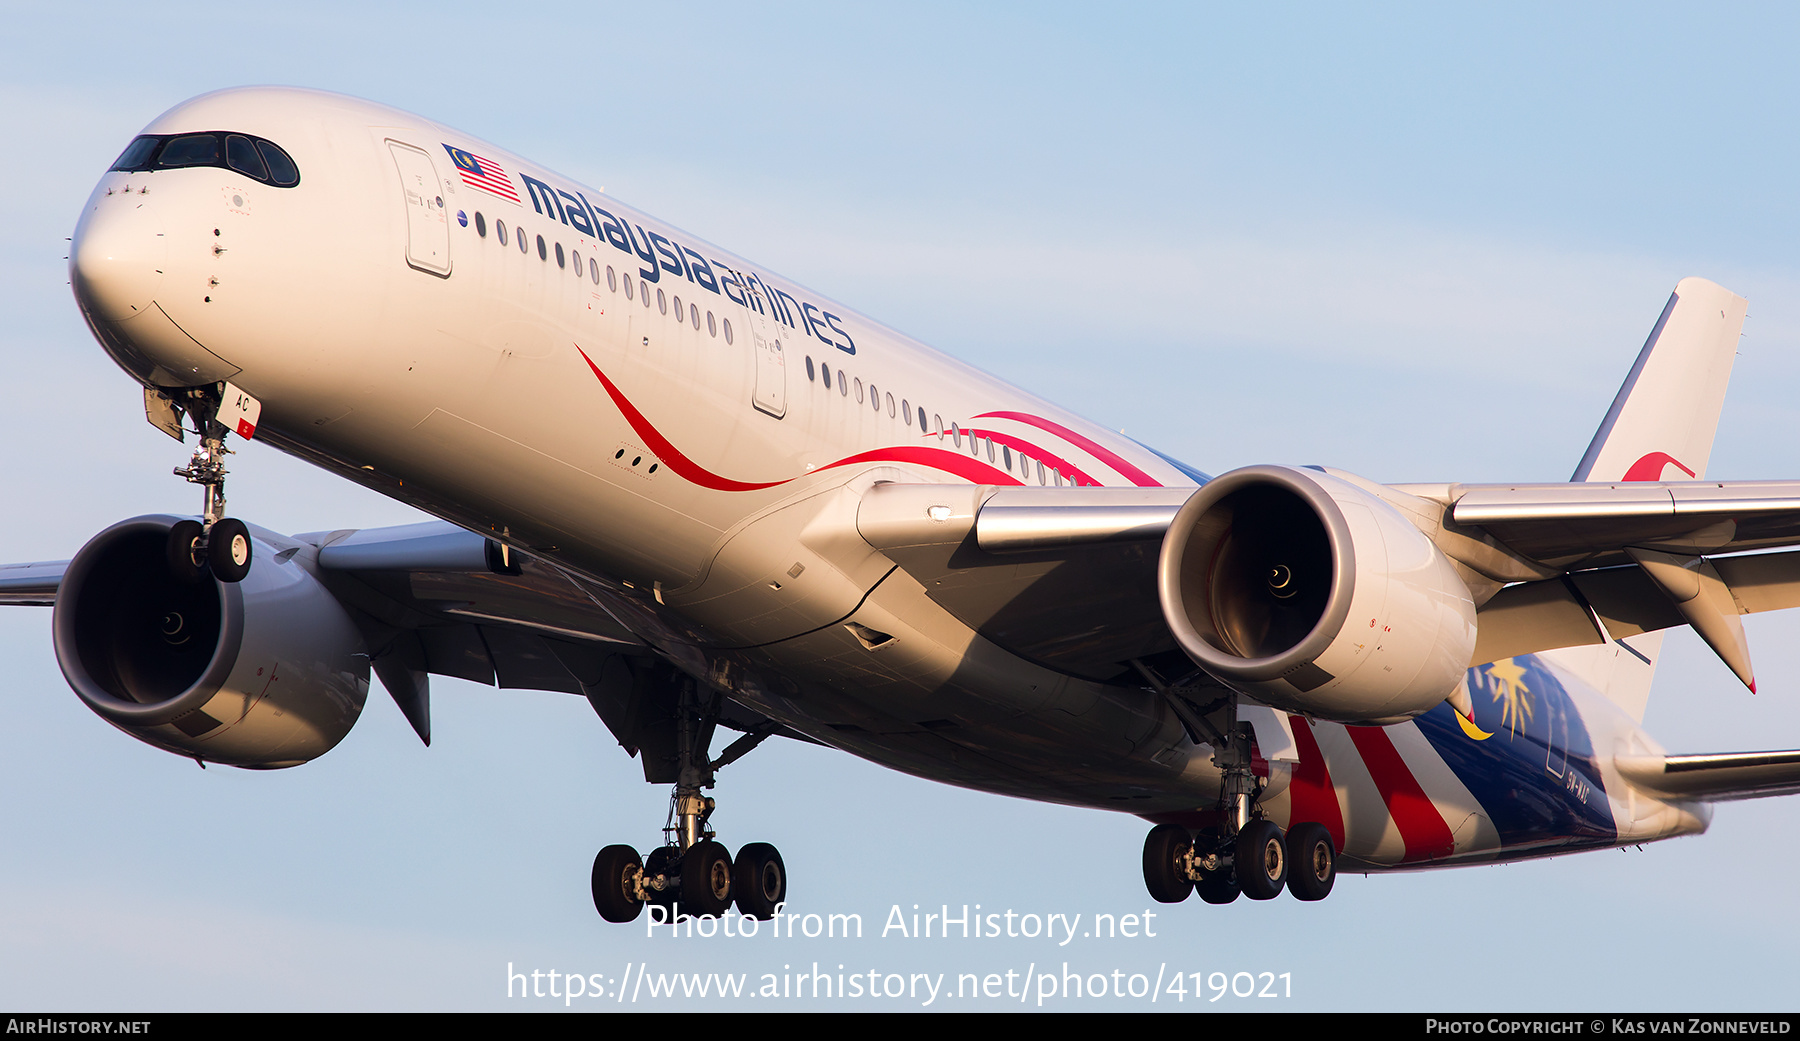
xmin=817 ymin=447 xmax=1024 ymax=485
xmin=975 ymin=410 xmax=1163 ymax=487
xmin=577 ymin=347 xmax=791 ymax=491
xmin=578 ymin=346 xmax=1025 ymax=490
xmin=966 ymin=428 xmax=1102 ymax=487
xmin=1343 ymin=726 xmax=1455 ymax=863
xmin=1286 ymin=715 xmax=1346 ymax=854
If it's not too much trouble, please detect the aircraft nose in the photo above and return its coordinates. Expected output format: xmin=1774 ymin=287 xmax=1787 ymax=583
xmin=70 ymin=191 xmax=168 ymax=321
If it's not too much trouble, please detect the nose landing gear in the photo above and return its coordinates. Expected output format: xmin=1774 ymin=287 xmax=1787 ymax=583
xmin=156 ymin=383 xmax=260 ymax=584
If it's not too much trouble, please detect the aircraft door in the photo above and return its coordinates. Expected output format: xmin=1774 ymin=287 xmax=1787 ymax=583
xmin=387 ymin=140 xmax=452 ymax=278
xmin=743 ymin=281 xmax=785 ymax=419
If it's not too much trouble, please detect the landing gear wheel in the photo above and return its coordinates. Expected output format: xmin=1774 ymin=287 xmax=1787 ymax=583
xmin=681 ymin=840 xmax=734 ymax=916
xmin=1236 ymin=819 xmax=1287 ymax=900
xmin=1285 ymin=821 xmax=1336 ymax=901
xmin=591 ymin=844 xmax=645 ymax=923
xmin=1141 ymin=824 xmax=1194 ymax=903
xmin=208 ymin=518 xmax=252 ymax=583
xmin=1195 ymin=870 xmax=1241 ymax=904
xmin=166 ymin=520 xmax=207 ymax=584
xmin=733 ymin=842 xmax=787 ymax=920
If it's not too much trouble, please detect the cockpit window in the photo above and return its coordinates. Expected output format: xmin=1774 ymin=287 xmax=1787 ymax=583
xmin=226 ymin=135 xmax=268 ymax=180
xmin=108 ymin=131 xmax=302 ymax=188
xmin=110 ymin=136 xmax=159 ymax=171
xmin=256 ymin=140 xmax=299 ymax=186
xmin=158 ymin=134 xmax=220 ymax=167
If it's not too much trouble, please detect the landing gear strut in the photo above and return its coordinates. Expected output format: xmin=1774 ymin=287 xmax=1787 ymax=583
xmin=589 ymin=679 xmax=787 ymax=924
xmin=1131 ymin=662 xmax=1336 ymax=905
xmin=161 ymin=383 xmax=257 ymax=584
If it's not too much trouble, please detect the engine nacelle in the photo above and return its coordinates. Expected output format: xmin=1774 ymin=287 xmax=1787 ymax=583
xmin=1157 ymin=466 xmax=1476 ymax=724
xmin=53 ymin=515 xmax=369 ymax=768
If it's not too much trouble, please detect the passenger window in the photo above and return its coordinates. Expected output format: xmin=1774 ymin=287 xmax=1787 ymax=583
xmin=475 ymin=212 xmax=487 ymax=238
xmin=902 ymin=400 xmax=912 ymax=425
xmin=555 ymin=242 xmax=566 ymax=268
xmin=608 ymin=266 xmax=618 ymax=292
xmin=673 ymin=294 xmax=683 ymax=317
xmin=519 ymin=229 xmax=529 ymax=254
xmin=537 ymin=235 xmax=548 ymax=261
xmin=854 ymin=378 xmax=864 ymax=404
xmin=225 ymin=135 xmax=267 ymax=180
xmin=821 ymin=364 xmax=832 ymax=389
xmin=1003 ymin=446 xmax=1013 ymax=469
xmin=496 ymin=220 xmax=508 ymax=246
xmin=840 ymin=374 xmax=849 ymax=397
xmin=934 ymin=414 xmax=943 ymax=438
xmin=691 ymin=303 xmax=700 ymax=329
xmin=590 ymin=258 xmax=599 ymax=284
xmin=806 ymin=356 xmax=816 ymax=381
xmin=952 ymin=424 xmax=961 ymax=447
xmin=707 ymin=311 xmax=717 ymax=336
xmin=572 ymin=248 xmax=581 ymax=272
xmin=886 ymin=393 xmax=895 ymax=417
xmin=723 ymin=318 xmax=733 ymax=344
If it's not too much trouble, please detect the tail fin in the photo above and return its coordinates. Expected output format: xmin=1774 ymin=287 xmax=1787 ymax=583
xmin=1571 ymin=276 xmax=1748 ymax=483
xmin=1542 ymin=277 xmax=1749 ymax=719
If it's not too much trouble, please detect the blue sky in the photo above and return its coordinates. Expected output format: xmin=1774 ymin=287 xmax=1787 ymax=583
xmin=4 ymin=2 xmax=1800 ymax=1011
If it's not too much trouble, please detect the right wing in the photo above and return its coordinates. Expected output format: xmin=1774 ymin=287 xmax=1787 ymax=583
xmin=1616 ymin=749 xmax=1800 ymax=802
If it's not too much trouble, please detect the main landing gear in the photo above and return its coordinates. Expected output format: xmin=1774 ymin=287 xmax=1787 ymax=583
xmin=589 ymin=681 xmax=788 ymax=924
xmin=160 ymin=384 xmax=257 ymax=585
xmin=1132 ymin=664 xmax=1338 ymax=905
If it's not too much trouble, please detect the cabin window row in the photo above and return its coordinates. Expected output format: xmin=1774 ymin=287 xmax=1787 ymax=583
xmin=470 ymin=211 xmax=733 ymax=344
xmin=801 ymin=355 xmax=1067 ymax=486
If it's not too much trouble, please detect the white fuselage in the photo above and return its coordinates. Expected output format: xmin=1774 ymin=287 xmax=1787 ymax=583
xmin=67 ymin=87 xmax=1708 ymax=871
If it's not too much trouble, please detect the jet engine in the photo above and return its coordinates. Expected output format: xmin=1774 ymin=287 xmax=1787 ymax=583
xmin=1157 ymin=466 xmax=1476 ymax=724
xmin=53 ymin=515 xmax=369 ymax=768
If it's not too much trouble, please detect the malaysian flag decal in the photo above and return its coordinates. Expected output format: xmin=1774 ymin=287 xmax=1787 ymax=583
xmin=443 ymin=145 xmax=521 ymax=204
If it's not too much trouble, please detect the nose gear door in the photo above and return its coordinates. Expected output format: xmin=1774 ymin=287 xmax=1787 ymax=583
xmin=387 ymin=140 xmax=452 ymax=278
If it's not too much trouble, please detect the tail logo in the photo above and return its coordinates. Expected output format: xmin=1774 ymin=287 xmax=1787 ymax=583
xmin=1621 ymin=452 xmax=1696 ymax=482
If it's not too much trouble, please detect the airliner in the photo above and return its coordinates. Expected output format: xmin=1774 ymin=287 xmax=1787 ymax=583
xmin=11 ymin=85 xmax=1800 ymax=921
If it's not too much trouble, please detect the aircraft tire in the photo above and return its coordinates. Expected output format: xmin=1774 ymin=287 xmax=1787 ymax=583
xmin=1141 ymin=824 xmax=1194 ymax=903
xmin=681 ymin=840 xmax=734 ymax=916
xmin=1285 ymin=822 xmax=1336 ymax=901
xmin=1236 ymin=819 xmax=1287 ymax=900
xmin=166 ymin=520 xmax=208 ymax=584
xmin=591 ymin=844 xmax=645 ymax=923
xmin=208 ymin=518 xmax=252 ymax=583
xmin=733 ymin=842 xmax=787 ymax=920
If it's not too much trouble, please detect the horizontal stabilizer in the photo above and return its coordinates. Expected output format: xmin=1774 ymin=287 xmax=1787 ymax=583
xmin=1617 ymin=750 xmax=1800 ymax=802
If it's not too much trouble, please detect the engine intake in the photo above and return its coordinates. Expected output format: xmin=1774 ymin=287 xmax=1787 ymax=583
xmin=53 ymin=515 xmax=369 ymax=767
xmin=1157 ymin=466 xmax=1476 ymax=723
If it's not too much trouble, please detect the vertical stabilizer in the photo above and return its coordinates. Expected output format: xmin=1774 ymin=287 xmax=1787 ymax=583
xmin=1571 ymin=277 xmax=1747 ymax=484
xmin=1542 ymin=277 xmax=1748 ymax=720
